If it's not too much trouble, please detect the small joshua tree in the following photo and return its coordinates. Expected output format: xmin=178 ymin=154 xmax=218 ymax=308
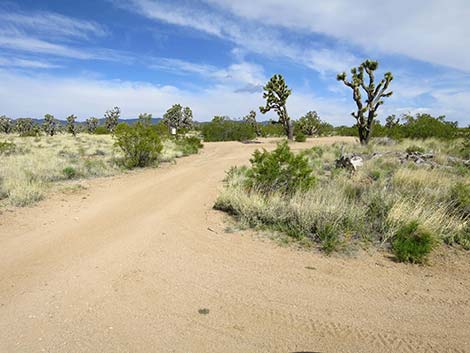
xmin=66 ymin=114 xmax=78 ymax=136
xmin=104 ymin=107 xmax=120 ymax=133
xmin=260 ymin=74 xmax=293 ymax=140
xmin=163 ymin=104 xmax=193 ymax=132
xmin=85 ymin=117 xmax=99 ymax=133
xmin=297 ymin=111 xmax=321 ymax=136
xmin=337 ymin=60 xmax=393 ymax=145
xmin=43 ymin=114 xmax=58 ymax=136
xmin=0 ymin=115 xmax=13 ymax=134
xmin=243 ymin=110 xmax=260 ymax=136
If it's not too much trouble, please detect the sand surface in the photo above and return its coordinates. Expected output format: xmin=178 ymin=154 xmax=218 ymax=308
xmin=1 ymin=137 xmax=469 ymax=353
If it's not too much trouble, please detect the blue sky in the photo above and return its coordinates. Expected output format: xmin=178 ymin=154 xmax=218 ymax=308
xmin=0 ymin=0 xmax=469 ymax=125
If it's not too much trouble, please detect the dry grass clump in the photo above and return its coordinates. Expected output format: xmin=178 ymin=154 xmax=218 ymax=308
xmin=0 ymin=133 xmax=200 ymax=207
xmin=215 ymin=138 xmax=469 ymax=260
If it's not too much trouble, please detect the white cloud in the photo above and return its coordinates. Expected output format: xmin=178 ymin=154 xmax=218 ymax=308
xmin=305 ymin=48 xmax=360 ymax=74
xmin=150 ymin=58 xmax=266 ymax=87
xmin=203 ymin=0 xmax=470 ymax=72
xmin=0 ymin=69 xmax=351 ymax=124
xmin=1 ymin=68 xmax=468 ymax=125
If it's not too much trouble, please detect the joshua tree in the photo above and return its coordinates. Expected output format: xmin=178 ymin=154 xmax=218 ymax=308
xmin=85 ymin=117 xmax=99 ymax=133
xmin=243 ymin=110 xmax=260 ymax=136
xmin=104 ymin=106 xmax=120 ymax=133
xmin=337 ymin=60 xmax=393 ymax=145
xmin=260 ymin=74 xmax=293 ymax=140
xmin=15 ymin=118 xmax=35 ymax=136
xmin=0 ymin=115 xmax=13 ymax=134
xmin=43 ymin=114 xmax=58 ymax=136
xmin=163 ymin=104 xmax=193 ymax=131
xmin=138 ymin=113 xmax=153 ymax=126
xmin=385 ymin=114 xmax=400 ymax=129
xmin=297 ymin=111 xmax=321 ymax=136
xmin=66 ymin=114 xmax=78 ymax=136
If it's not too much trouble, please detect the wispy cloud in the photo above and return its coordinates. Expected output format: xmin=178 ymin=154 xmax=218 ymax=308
xmin=0 ymin=32 xmax=132 ymax=62
xmin=0 ymin=8 xmax=121 ymax=65
xmin=0 ymin=56 xmax=61 ymax=69
xmin=0 ymin=9 xmax=108 ymax=40
xmin=115 ymin=0 xmax=359 ymax=74
xmin=150 ymin=57 xmax=267 ymax=88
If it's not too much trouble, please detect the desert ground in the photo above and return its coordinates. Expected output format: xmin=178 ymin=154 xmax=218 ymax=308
xmin=1 ymin=137 xmax=469 ymax=353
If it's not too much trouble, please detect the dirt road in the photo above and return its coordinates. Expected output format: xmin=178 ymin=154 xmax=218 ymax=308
xmin=1 ymin=137 xmax=469 ymax=353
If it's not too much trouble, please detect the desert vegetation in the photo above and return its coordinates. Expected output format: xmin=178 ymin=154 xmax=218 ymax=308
xmin=215 ymin=137 xmax=469 ymax=263
xmin=0 ymin=110 xmax=203 ymax=207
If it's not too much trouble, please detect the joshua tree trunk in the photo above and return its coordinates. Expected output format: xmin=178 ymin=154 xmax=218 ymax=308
xmin=282 ymin=107 xmax=293 ymax=140
xmin=286 ymin=119 xmax=294 ymax=140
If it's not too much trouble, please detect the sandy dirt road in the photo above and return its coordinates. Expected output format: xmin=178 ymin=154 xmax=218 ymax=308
xmin=1 ymin=137 xmax=469 ymax=353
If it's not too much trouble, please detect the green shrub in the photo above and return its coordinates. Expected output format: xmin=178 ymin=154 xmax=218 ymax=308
xmin=405 ymin=145 xmax=425 ymax=154
xmin=294 ymin=132 xmax=307 ymax=142
xmin=246 ymin=141 xmax=315 ymax=194
xmin=63 ymin=166 xmax=77 ymax=179
xmin=401 ymin=113 xmax=458 ymax=140
xmin=0 ymin=141 xmax=16 ymax=155
xmin=201 ymin=117 xmax=256 ymax=142
xmin=114 ymin=122 xmax=163 ymax=168
xmin=176 ymin=136 xmax=203 ymax=155
xmin=391 ymin=221 xmax=435 ymax=263
xmin=259 ymin=123 xmax=285 ymax=137
xmin=450 ymin=182 xmax=470 ymax=217
xmin=334 ymin=125 xmax=357 ymax=136
xmin=94 ymin=126 xmax=110 ymax=135
xmin=368 ymin=170 xmax=382 ymax=181
xmin=318 ymin=224 xmax=342 ymax=254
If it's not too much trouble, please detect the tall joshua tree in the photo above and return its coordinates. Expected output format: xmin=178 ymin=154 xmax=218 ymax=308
xmin=337 ymin=60 xmax=393 ymax=145
xmin=260 ymin=74 xmax=293 ymax=140
xmin=66 ymin=114 xmax=78 ymax=136
xmin=43 ymin=114 xmax=58 ymax=136
xmin=104 ymin=107 xmax=120 ymax=133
